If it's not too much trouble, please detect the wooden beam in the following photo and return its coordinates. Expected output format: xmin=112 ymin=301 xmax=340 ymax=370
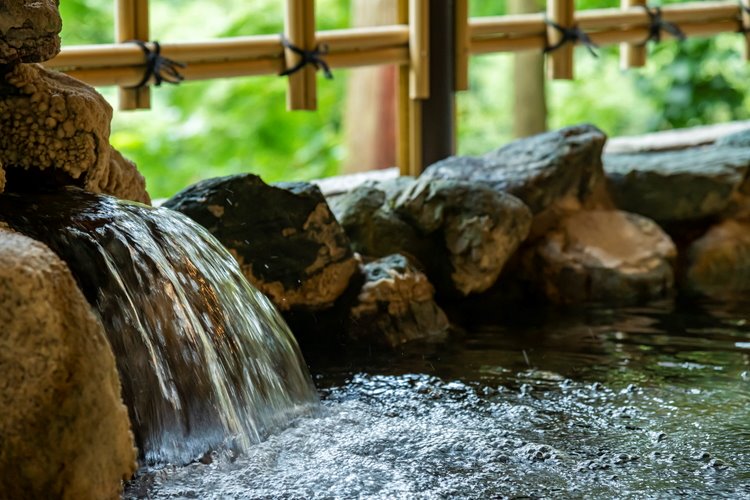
xmin=454 ymin=0 xmax=469 ymax=91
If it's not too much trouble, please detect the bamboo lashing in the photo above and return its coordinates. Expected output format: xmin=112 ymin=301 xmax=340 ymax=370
xmin=284 ymin=0 xmax=317 ymax=110
xmin=742 ymin=0 xmax=750 ymax=61
xmin=397 ymin=0 xmax=411 ymax=175
xmin=546 ymin=0 xmax=575 ymax=80
xmin=454 ymin=0 xmax=469 ymax=91
xmin=115 ymin=0 xmax=149 ymax=110
xmin=620 ymin=0 xmax=647 ymax=69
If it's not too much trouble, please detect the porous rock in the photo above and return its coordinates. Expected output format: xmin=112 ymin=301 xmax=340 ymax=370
xmin=348 ymin=254 xmax=450 ymax=347
xmin=163 ymin=174 xmax=358 ymax=311
xmin=0 ymin=63 xmax=150 ymax=203
xmin=604 ymin=146 xmax=750 ymax=223
xmin=0 ymin=0 xmax=62 ymax=64
xmin=0 ymin=228 xmax=137 ymax=500
xmin=525 ymin=210 xmax=676 ymax=304
xmin=683 ymin=219 xmax=750 ymax=297
xmin=715 ymin=128 xmax=750 ymax=148
xmin=394 ymin=178 xmax=532 ymax=295
xmin=421 ymin=124 xmax=608 ymax=214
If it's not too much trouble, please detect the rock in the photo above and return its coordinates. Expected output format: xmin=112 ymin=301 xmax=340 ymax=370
xmin=163 ymin=174 xmax=358 ymax=311
xmin=604 ymin=146 xmax=750 ymax=223
xmin=421 ymin=124 xmax=608 ymax=214
xmin=715 ymin=128 xmax=750 ymax=148
xmin=348 ymin=254 xmax=450 ymax=347
xmin=0 ymin=1 xmax=62 ymax=64
xmin=683 ymin=219 xmax=750 ymax=297
xmin=0 ymin=228 xmax=137 ymax=499
xmin=394 ymin=178 xmax=532 ymax=295
xmin=328 ymin=182 xmax=430 ymax=267
xmin=525 ymin=210 xmax=676 ymax=304
xmin=0 ymin=64 xmax=150 ymax=204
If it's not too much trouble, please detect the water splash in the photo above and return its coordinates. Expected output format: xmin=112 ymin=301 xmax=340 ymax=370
xmin=0 ymin=188 xmax=319 ymax=464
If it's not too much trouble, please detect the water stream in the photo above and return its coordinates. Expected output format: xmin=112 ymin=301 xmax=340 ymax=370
xmin=0 ymin=188 xmax=319 ymax=464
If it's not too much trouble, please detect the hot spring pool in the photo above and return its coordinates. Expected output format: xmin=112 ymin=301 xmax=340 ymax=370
xmin=127 ymin=299 xmax=750 ymax=499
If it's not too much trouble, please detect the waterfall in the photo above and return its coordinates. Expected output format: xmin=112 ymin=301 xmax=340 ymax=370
xmin=0 ymin=188 xmax=319 ymax=464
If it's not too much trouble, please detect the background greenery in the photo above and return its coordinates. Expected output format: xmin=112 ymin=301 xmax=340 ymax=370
xmin=60 ymin=0 xmax=750 ymax=198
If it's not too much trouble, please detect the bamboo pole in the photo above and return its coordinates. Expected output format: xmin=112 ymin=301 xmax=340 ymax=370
xmin=284 ymin=0 xmax=317 ymax=110
xmin=620 ymin=0 xmax=646 ymax=69
xmin=397 ymin=0 xmax=411 ymax=175
xmin=116 ymin=0 xmax=149 ymax=110
xmin=409 ymin=0 xmax=429 ymax=99
xmin=454 ymin=0 xmax=470 ymax=91
xmin=546 ymin=0 xmax=575 ymax=80
xmin=743 ymin=0 xmax=750 ymax=61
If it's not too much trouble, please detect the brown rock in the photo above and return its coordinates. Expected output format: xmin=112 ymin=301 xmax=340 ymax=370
xmin=0 ymin=228 xmax=137 ymax=500
xmin=684 ymin=219 xmax=750 ymax=297
xmin=348 ymin=254 xmax=450 ymax=347
xmin=0 ymin=64 xmax=150 ymax=203
xmin=0 ymin=1 xmax=62 ymax=64
xmin=526 ymin=210 xmax=676 ymax=304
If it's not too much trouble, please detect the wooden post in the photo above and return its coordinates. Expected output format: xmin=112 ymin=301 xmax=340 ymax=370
xmin=409 ymin=0 xmax=430 ymax=100
xmin=284 ymin=0 xmax=317 ymax=110
xmin=454 ymin=0 xmax=469 ymax=91
xmin=397 ymin=0 xmax=412 ymax=175
xmin=742 ymin=0 xmax=750 ymax=61
xmin=419 ymin=0 xmax=455 ymax=173
xmin=511 ymin=0 xmax=547 ymax=138
xmin=115 ymin=0 xmax=150 ymax=110
xmin=546 ymin=0 xmax=575 ymax=80
xmin=620 ymin=0 xmax=647 ymax=69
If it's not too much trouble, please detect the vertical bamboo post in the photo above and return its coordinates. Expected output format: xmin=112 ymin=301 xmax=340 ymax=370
xmin=620 ymin=0 xmax=647 ymax=69
xmin=116 ymin=0 xmax=150 ymax=110
xmin=284 ymin=0 xmax=317 ymax=110
xmin=454 ymin=0 xmax=469 ymax=91
xmin=397 ymin=0 xmax=412 ymax=175
xmin=546 ymin=0 xmax=575 ymax=80
xmin=742 ymin=0 xmax=750 ymax=61
xmin=409 ymin=0 xmax=430 ymax=100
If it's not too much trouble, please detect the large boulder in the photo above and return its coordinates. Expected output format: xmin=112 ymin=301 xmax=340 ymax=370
xmin=683 ymin=219 xmax=750 ymax=297
xmin=604 ymin=146 xmax=750 ymax=223
xmin=330 ymin=177 xmax=532 ymax=296
xmin=0 ymin=228 xmax=137 ymax=499
xmin=0 ymin=64 xmax=150 ymax=204
xmin=0 ymin=0 xmax=62 ymax=64
xmin=163 ymin=174 xmax=359 ymax=311
xmin=421 ymin=124 xmax=608 ymax=214
xmin=348 ymin=254 xmax=450 ymax=347
xmin=524 ymin=210 xmax=676 ymax=304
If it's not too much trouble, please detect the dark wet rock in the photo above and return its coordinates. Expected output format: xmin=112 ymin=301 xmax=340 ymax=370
xmin=421 ymin=124 xmax=608 ymax=214
xmin=0 ymin=227 xmax=136 ymax=499
xmin=523 ymin=210 xmax=676 ymax=304
xmin=328 ymin=183 xmax=429 ymax=265
xmin=683 ymin=219 xmax=750 ymax=297
xmin=0 ymin=1 xmax=62 ymax=64
xmin=163 ymin=174 xmax=358 ymax=311
xmin=604 ymin=146 xmax=750 ymax=223
xmin=347 ymin=254 xmax=450 ymax=347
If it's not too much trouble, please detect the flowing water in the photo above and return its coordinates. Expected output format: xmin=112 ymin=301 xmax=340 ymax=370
xmin=0 ymin=188 xmax=318 ymax=464
xmin=125 ymin=300 xmax=750 ymax=499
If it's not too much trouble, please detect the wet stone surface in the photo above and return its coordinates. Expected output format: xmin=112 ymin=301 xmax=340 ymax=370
xmin=127 ymin=300 xmax=750 ymax=499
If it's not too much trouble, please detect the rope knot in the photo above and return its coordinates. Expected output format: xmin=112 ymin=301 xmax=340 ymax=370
xmin=126 ymin=40 xmax=186 ymax=90
xmin=544 ymin=20 xmax=599 ymax=58
xmin=640 ymin=5 xmax=686 ymax=45
xmin=279 ymin=35 xmax=333 ymax=80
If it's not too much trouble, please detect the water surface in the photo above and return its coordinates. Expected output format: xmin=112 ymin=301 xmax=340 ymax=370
xmin=128 ymin=299 xmax=750 ymax=498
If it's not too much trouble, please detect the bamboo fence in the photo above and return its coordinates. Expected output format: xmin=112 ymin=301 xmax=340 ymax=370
xmin=43 ymin=0 xmax=750 ymax=172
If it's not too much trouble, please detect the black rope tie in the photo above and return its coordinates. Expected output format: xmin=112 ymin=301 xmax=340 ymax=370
xmin=639 ymin=5 xmax=686 ymax=45
xmin=279 ymin=35 xmax=334 ymax=80
xmin=544 ymin=20 xmax=599 ymax=57
xmin=127 ymin=40 xmax=186 ymax=90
